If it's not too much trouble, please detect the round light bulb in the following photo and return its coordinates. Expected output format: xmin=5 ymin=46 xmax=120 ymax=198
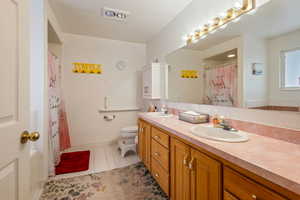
xmin=207 ymin=20 xmax=214 ymax=26
xmin=182 ymin=35 xmax=189 ymax=41
xmin=219 ymin=12 xmax=227 ymax=18
xmin=234 ymin=2 xmax=242 ymax=9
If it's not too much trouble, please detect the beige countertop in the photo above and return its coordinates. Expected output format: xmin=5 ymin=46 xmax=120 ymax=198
xmin=139 ymin=113 xmax=300 ymax=195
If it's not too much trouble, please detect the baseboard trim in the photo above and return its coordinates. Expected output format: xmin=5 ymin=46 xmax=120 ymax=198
xmin=67 ymin=140 xmax=118 ymax=150
xmin=32 ymin=187 xmax=44 ymax=200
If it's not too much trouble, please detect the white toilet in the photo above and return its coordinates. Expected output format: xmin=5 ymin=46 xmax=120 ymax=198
xmin=118 ymin=126 xmax=138 ymax=157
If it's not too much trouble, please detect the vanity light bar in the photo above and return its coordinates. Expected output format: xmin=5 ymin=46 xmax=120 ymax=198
xmin=185 ymin=0 xmax=256 ymax=44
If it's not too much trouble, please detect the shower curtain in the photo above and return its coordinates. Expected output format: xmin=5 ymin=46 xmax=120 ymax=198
xmin=48 ymin=52 xmax=71 ymax=176
xmin=203 ymin=63 xmax=237 ymax=107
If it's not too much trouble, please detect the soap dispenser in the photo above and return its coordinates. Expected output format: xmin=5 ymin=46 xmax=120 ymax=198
xmin=212 ymin=114 xmax=219 ymax=127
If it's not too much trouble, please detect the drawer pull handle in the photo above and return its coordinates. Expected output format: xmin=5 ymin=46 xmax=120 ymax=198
xmin=155 ymin=173 xmax=159 ymax=178
xmin=252 ymin=195 xmax=257 ymax=199
xmin=183 ymin=154 xmax=189 ymax=166
xmin=189 ymin=157 xmax=195 ymax=170
xmin=154 ymin=152 xmax=160 ymax=157
xmin=154 ymin=135 xmax=160 ymax=140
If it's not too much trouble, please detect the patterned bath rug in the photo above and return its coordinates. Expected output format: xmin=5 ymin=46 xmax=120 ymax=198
xmin=40 ymin=162 xmax=169 ymax=200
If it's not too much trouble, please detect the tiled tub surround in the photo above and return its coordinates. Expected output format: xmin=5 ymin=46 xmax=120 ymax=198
xmin=138 ymin=113 xmax=300 ymax=196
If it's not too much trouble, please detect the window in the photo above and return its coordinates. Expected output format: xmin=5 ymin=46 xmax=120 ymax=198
xmin=281 ymin=48 xmax=300 ymax=89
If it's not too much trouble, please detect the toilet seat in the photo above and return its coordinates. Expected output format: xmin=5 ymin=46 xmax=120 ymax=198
xmin=120 ymin=126 xmax=138 ymax=138
xmin=121 ymin=126 xmax=138 ymax=133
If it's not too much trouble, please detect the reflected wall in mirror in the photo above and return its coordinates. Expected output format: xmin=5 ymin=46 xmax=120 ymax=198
xmin=165 ymin=0 xmax=300 ymax=112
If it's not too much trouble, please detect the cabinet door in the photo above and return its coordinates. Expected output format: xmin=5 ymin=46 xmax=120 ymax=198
xmin=144 ymin=122 xmax=151 ymax=169
xmin=142 ymin=68 xmax=152 ymax=98
xmin=138 ymin=121 xmax=145 ymax=162
xmin=171 ymin=138 xmax=191 ymax=200
xmin=190 ymin=148 xmax=221 ymax=200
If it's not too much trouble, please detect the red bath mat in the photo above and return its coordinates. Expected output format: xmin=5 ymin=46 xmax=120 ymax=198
xmin=55 ymin=150 xmax=90 ymax=175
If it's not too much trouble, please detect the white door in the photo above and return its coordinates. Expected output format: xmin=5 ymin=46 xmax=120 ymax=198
xmin=0 ymin=0 xmax=36 ymax=200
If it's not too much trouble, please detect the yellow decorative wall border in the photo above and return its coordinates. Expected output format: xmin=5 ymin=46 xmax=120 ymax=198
xmin=72 ymin=63 xmax=102 ymax=74
xmin=181 ymin=70 xmax=199 ymax=79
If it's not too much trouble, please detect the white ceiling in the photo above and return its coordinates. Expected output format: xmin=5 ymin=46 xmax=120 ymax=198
xmin=186 ymin=0 xmax=300 ymax=50
xmin=49 ymin=0 xmax=192 ymax=43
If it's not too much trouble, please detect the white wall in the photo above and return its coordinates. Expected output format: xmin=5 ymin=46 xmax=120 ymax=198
xmin=62 ymin=34 xmax=146 ymax=146
xmin=243 ymin=35 xmax=268 ymax=108
xmin=268 ymin=30 xmax=300 ymax=107
xmin=166 ymin=49 xmax=203 ymax=103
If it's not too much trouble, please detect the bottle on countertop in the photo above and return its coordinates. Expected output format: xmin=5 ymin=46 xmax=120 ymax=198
xmin=148 ymin=105 xmax=156 ymax=112
xmin=212 ymin=114 xmax=220 ymax=127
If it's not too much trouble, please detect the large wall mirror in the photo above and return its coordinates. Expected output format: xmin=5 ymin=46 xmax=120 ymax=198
xmin=165 ymin=0 xmax=300 ymax=113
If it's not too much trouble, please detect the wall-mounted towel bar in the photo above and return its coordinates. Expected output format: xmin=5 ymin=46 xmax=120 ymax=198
xmin=99 ymin=106 xmax=140 ymax=113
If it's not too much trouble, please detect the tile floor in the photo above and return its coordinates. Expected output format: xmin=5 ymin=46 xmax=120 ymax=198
xmin=52 ymin=142 xmax=140 ymax=180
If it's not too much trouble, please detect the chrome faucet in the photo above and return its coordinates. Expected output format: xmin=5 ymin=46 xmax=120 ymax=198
xmin=218 ymin=118 xmax=238 ymax=132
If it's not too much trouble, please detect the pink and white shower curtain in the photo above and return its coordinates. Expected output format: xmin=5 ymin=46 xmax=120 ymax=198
xmin=48 ymin=52 xmax=71 ymax=176
xmin=203 ymin=63 xmax=237 ymax=107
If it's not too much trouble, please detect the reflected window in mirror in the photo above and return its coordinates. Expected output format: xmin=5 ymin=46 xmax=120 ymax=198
xmin=281 ymin=49 xmax=300 ymax=90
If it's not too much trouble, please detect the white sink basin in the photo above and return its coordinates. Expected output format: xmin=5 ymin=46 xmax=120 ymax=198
xmin=190 ymin=124 xmax=249 ymax=143
xmin=146 ymin=112 xmax=173 ymax=118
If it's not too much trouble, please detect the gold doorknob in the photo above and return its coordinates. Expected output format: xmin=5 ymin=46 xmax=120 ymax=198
xmin=20 ymin=131 xmax=40 ymax=144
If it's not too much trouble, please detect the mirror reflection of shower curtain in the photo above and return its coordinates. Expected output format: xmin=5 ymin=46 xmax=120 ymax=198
xmin=203 ymin=63 xmax=237 ymax=107
xmin=48 ymin=52 xmax=71 ymax=176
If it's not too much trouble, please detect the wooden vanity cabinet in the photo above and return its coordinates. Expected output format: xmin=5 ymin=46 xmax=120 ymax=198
xmin=190 ymin=148 xmax=222 ymax=200
xmin=138 ymin=119 xmax=298 ymax=200
xmin=171 ymin=138 xmax=222 ymax=200
xmin=137 ymin=121 xmax=144 ymax=161
xmin=139 ymin=120 xmax=170 ymax=196
xmin=171 ymin=138 xmax=191 ymax=200
xmin=138 ymin=120 xmax=151 ymax=169
xmin=151 ymin=127 xmax=170 ymax=196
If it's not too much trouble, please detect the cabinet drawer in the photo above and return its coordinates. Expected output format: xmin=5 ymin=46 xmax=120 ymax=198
xmin=151 ymin=139 xmax=169 ymax=171
xmin=152 ymin=127 xmax=169 ymax=149
xmin=224 ymin=190 xmax=239 ymax=200
xmin=151 ymin=157 xmax=169 ymax=196
xmin=224 ymin=167 xmax=287 ymax=200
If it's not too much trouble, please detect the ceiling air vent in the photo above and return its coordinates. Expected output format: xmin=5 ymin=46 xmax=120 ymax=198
xmin=102 ymin=7 xmax=130 ymax=22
